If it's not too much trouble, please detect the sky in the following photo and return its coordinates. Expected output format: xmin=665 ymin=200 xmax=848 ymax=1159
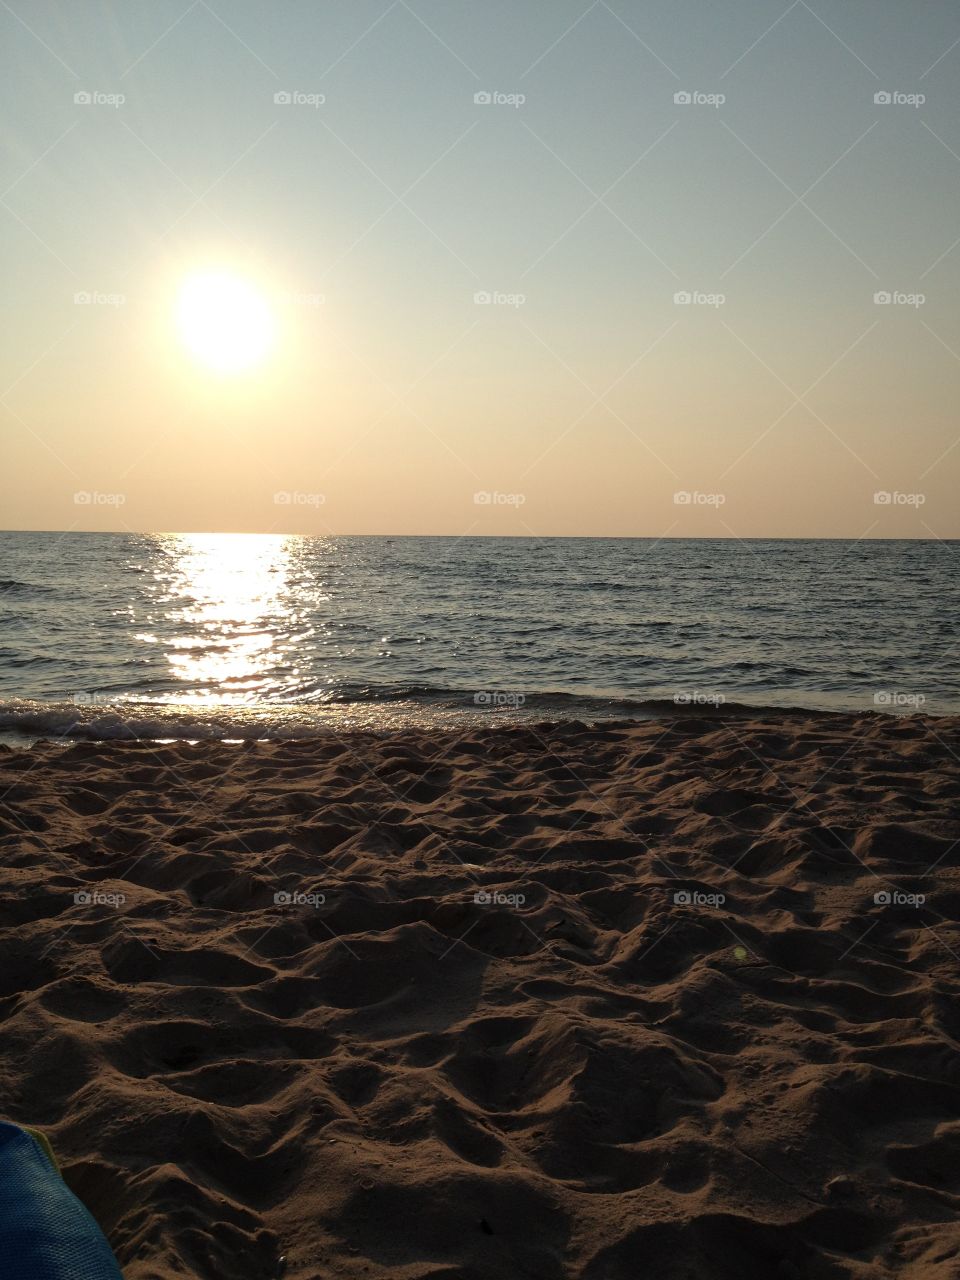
xmin=2 ymin=0 xmax=959 ymax=539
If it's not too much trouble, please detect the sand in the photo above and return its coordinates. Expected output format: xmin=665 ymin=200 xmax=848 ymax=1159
xmin=1 ymin=710 xmax=959 ymax=1279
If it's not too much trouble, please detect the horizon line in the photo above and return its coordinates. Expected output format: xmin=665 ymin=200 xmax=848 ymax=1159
xmin=2 ymin=530 xmax=956 ymax=543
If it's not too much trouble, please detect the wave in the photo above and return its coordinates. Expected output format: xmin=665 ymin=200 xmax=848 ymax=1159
xmin=0 ymin=690 xmax=859 ymax=742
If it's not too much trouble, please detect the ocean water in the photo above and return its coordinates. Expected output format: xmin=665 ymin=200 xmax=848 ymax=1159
xmin=0 ymin=531 xmax=957 ymax=740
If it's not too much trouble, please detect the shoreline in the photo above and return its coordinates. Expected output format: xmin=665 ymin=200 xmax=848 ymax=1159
xmin=0 ymin=698 xmax=954 ymax=749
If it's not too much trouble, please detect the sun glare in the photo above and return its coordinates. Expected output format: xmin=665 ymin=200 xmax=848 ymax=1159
xmin=176 ymin=271 xmax=276 ymax=374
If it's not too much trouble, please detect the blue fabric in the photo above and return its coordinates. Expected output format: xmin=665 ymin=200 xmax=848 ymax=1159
xmin=0 ymin=1123 xmax=123 ymax=1278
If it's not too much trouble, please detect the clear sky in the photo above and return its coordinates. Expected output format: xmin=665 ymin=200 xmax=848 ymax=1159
xmin=2 ymin=0 xmax=959 ymax=538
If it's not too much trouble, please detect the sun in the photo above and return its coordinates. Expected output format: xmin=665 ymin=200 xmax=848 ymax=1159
xmin=176 ymin=271 xmax=276 ymax=374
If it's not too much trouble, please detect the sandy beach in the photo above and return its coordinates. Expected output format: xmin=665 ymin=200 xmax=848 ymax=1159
xmin=1 ymin=710 xmax=959 ymax=1278
xmin=5 ymin=0 xmax=960 ymax=1272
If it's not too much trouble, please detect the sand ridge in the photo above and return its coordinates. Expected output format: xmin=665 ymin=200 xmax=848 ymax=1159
xmin=0 ymin=712 xmax=959 ymax=1278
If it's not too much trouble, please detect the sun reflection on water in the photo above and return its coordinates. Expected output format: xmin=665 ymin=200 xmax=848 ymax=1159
xmin=152 ymin=533 xmax=300 ymax=702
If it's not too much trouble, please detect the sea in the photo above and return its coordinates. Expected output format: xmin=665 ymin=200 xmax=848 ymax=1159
xmin=0 ymin=531 xmax=957 ymax=742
